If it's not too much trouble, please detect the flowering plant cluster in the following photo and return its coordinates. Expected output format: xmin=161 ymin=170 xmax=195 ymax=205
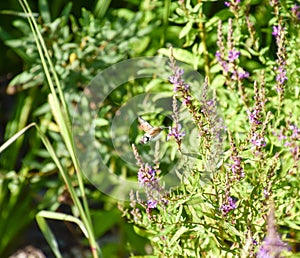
xmin=121 ymin=0 xmax=300 ymax=257
xmin=5 ymin=0 xmax=300 ymax=257
xmin=131 ymin=144 xmax=168 ymax=212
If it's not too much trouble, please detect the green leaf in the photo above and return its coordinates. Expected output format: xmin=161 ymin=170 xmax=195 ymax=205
xmin=60 ymin=2 xmax=73 ymax=20
xmin=169 ymin=226 xmax=189 ymax=246
xmin=94 ymin=0 xmax=111 ymax=19
xmin=38 ymin=0 xmax=51 ymax=23
xmin=7 ymin=70 xmax=43 ymax=92
xmin=12 ymin=19 xmax=31 ymax=34
xmin=36 ymin=211 xmax=63 ymax=258
xmin=282 ymin=220 xmax=300 ymax=231
xmin=0 ymin=123 xmax=35 ymax=154
xmin=239 ymin=49 xmax=252 ymax=59
xmin=179 ymin=20 xmax=194 ymax=39
xmin=211 ymin=74 xmax=226 ymax=88
xmin=37 ymin=210 xmax=88 ymax=237
xmin=159 ymin=47 xmax=198 ymax=69
xmin=91 ymin=209 xmax=120 ymax=237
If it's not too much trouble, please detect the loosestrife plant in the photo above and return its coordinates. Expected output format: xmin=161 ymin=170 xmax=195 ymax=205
xmin=7 ymin=0 xmax=300 ymax=257
xmin=119 ymin=0 xmax=300 ymax=257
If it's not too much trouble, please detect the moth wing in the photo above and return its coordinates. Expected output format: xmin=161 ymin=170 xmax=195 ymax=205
xmin=138 ymin=116 xmax=153 ymax=133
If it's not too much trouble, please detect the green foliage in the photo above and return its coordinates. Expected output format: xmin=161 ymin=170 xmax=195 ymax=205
xmin=0 ymin=171 xmax=36 ymax=256
xmin=1 ymin=0 xmax=300 ymax=257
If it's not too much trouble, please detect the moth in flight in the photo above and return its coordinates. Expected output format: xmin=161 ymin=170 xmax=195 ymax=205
xmin=138 ymin=116 xmax=164 ymax=144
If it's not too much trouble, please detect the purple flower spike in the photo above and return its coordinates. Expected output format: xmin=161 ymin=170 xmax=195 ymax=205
xmin=216 ymin=20 xmax=249 ymax=83
xmin=131 ymin=144 xmax=169 ymax=213
xmin=169 ymin=67 xmax=185 ymax=92
xmin=220 ymin=196 xmax=237 ymax=215
xmin=257 ymin=205 xmax=290 ymax=257
xmin=231 ymin=157 xmax=245 ymax=178
xmin=271 ymin=21 xmax=287 ymax=95
xmin=275 ymin=66 xmax=288 ymax=86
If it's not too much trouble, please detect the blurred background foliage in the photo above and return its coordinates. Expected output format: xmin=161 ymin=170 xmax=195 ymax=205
xmin=0 ymin=0 xmax=188 ymax=256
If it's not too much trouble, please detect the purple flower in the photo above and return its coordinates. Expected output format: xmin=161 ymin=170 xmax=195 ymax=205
xmin=257 ymin=205 xmax=290 ymax=257
xmin=137 ymin=164 xmax=157 ymax=186
xmin=147 ymin=199 xmax=158 ymax=209
xmin=251 ymin=133 xmax=266 ymax=148
xmin=183 ymin=95 xmax=192 ymax=105
xmin=169 ymin=67 xmax=185 ymax=92
xmin=137 ymin=163 xmax=168 ymax=210
xmin=272 ymin=25 xmax=281 ymax=37
xmin=216 ymin=19 xmax=250 ymax=83
xmin=228 ymin=49 xmax=240 ymax=62
xmin=231 ymin=69 xmax=250 ymax=80
xmin=183 ymin=83 xmax=189 ymax=91
xmin=201 ymin=99 xmax=215 ymax=116
xmin=224 ymin=0 xmax=241 ymax=8
xmin=215 ymin=51 xmax=230 ymax=73
xmin=132 ymin=144 xmax=168 ymax=212
xmin=168 ymin=58 xmax=192 ymax=103
xmin=228 ymin=134 xmax=245 ymax=180
xmin=247 ymin=109 xmax=262 ymax=125
xmin=275 ymin=65 xmax=288 ymax=86
xmin=169 ymin=47 xmax=207 ymax=138
xmin=290 ymin=146 xmax=299 ymax=158
xmin=215 ymin=50 xmax=222 ymax=61
xmin=167 ymin=124 xmax=185 ymax=142
xmin=291 ymin=4 xmax=299 ymax=12
xmin=289 ymin=124 xmax=300 ymax=140
xmin=220 ymin=197 xmax=237 ymax=215
xmin=238 ymin=70 xmax=250 ymax=79
xmin=291 ymin=4 xmax=300 ymax=20
xmin=271 ymin=22 xmax=287 ymax=96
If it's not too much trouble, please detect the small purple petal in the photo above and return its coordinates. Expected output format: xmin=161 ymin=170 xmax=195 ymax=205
xmin=147 ymin=199 xmax=158 ymax=209
xmin=228 ymin=49 xmax=240 ymax=62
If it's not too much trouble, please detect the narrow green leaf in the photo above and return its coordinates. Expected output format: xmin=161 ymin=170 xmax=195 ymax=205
xmin=60 ymin=2 xmax=73 ymax=20
xmin=0 ymin=10 xmax=38 ymax=18
xmin=169 ymin=226 xmax=188 ymax=246
xmin=36 ymin=212 xmax=62 ymax=258
xmin=0 ymin=123 xmax=35 ymax=154
xmin=37 ymin=210 xmax=89 ymax=237
xmin=179 ymin=20 xmax=194 ymax=39
xmin=94 ymin=0 xmax=111 ymax=19
xmin=38 ymin=0 xmax=51 ymax=23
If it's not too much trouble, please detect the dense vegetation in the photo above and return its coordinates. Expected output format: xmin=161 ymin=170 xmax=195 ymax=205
xmin=0 ymin=0 xmax=299 ymax=257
